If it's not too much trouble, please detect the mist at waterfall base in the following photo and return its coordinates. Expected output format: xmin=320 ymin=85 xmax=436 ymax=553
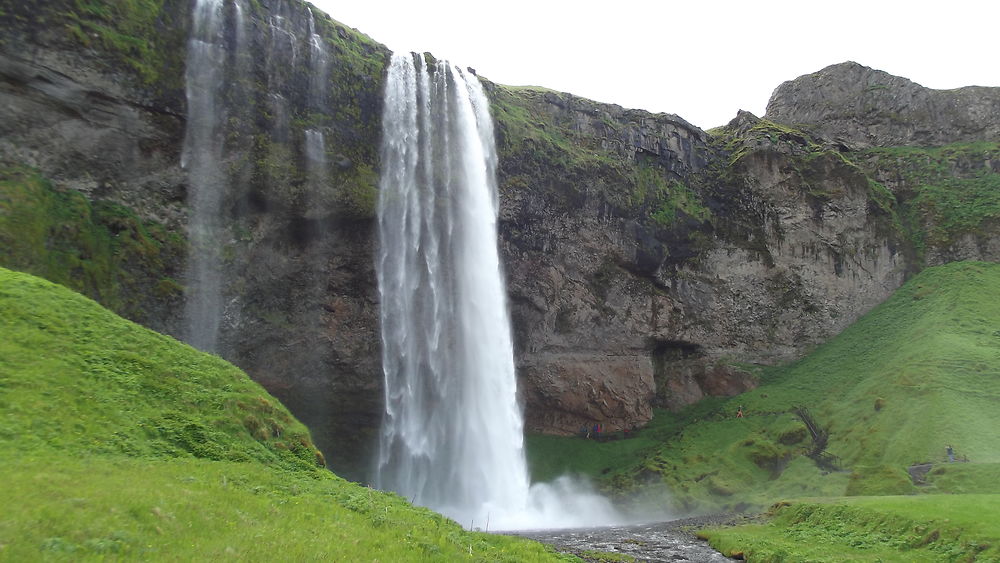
xmin=373 ymin=52 xmax=648 ymax=531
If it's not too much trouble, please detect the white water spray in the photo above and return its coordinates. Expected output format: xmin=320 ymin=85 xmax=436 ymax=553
xmin=375 ymin=52 xmax=623 ymax=530
xmin=306 ymin=8 xmax=329 ymax=110
xmin=182 ymin=0 xmax=227 ymax=352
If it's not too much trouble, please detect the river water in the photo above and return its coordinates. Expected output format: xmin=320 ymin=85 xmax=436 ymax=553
xmin=510 ymin=516 xmax=737 ymax=562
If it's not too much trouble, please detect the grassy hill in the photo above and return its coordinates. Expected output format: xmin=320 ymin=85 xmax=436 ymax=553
xmin=527 ymin=261 xmax=1000 ymax=514
xmin=703 ymin=494 xmax=1000 ymax=561
xmin=0 ymin=267 xmax=567 ymax=561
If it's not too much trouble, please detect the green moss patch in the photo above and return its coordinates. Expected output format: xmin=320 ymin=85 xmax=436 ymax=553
xmin=631 ymin=164 xmax=709 ymax=227
xmin=858 ymin=142 xmax=1000 ymax=261
xmin=846 ymin=465 xmax=917 ymax=496
xmin=0 ymin=0 xmax=188 ymax=90
xmin=0 ymin=165 xmax=183 ymax=323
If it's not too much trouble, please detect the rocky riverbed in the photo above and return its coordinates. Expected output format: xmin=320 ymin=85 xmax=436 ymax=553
xmin=510 ymin=514 xmax=745 ymax=562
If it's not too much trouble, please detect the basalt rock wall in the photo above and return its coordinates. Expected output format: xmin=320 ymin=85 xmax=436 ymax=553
xmin=490 ymin=90 xmax=910 ymax=432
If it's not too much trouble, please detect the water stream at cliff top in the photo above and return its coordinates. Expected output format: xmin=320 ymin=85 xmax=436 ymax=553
xmin=375 ymin=52 xmax=622 ymax=530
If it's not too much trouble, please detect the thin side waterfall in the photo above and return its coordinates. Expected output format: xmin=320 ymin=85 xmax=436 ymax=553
xmin=375 ymin=52 xmax=623 ymax=530
xmin=182 ymin=0 xmax=228 ymax=352
xmin=304 ymin=8 xmax=328 ymax=197
xmin=306 ymin=8 xmax=329 ymax=110
xmin=264 ymin=5 xmax=295 ymax=144
xmin=304 ymin=129 xmax=326 ymax=189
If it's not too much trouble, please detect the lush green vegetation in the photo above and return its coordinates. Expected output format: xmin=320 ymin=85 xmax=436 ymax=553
xmin=857 ymin=142 xmax=1000 ymax=262
xmin=0 ymin=165 xmax=183 ymax=323
xmin=62 ymin=0 xmax=179 ymax=84
xmin=1 ymin=455 xmax=571 ymax=561
xmin=489 ymin=84 xmax=713 ymax=244
xmin=490 ymin=85 xmax=626 ymax=206
xmin=631 ymin=165 xmax=710 ymax=227
xmin=0 ymin=268 xmax=569 ymax=561
xmin=702 ymin=495 xmax=1000 ymax=561
xmin=526 ymin=261 xmax=1000 ymax=515
xmin=0 ymin=0 xmax=187 ymax=89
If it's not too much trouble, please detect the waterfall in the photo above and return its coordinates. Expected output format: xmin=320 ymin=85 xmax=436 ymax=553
xmin=375 ymin=52 xmax=623 ymax=530
xmin=181 ymin=0 xmax=228 ymax=352
xmin=303 ymin=8 xmax=328 ymax=197
xmin=306 ymin=8 xmax=329 ymax=110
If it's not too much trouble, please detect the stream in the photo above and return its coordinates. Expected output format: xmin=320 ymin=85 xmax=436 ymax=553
xmin=510 ymin=515 xmax=739 ymax=562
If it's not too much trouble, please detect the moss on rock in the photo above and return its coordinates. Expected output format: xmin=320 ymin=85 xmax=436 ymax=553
xmin=0 ymin=164 xmax=183 ymax=325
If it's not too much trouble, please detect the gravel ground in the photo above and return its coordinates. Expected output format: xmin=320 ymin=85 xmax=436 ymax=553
xmin=509 ymin=514 xmax=751 ymax=562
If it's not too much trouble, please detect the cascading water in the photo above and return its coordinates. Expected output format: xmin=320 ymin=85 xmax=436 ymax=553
xmin=303 ymin=8 xmax=328 ymax=194
xmin=304 ymin=129 xmax=327 ymax=189
xmin=306 ymin=8 xmax=329 ymax=110
xmin=182 ymin=0 xmax=228 ymax=352
xmin=264 ymin=5 xmax=296 ymax=145
xmin=375 ymin=52 xmax=623 ymax=530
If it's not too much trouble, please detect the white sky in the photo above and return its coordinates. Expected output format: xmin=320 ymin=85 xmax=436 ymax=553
xmin=310 ymin=0 xmax=998 ymax=130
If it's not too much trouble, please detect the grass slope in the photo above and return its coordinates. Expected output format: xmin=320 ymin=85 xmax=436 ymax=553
xmin=703 ymin=495 xmax=1000 ymax=561
xmin=526 ymin=261 xmax=1000 ymax=514
xmin=0 ymin=268 xmax=566 ymax=561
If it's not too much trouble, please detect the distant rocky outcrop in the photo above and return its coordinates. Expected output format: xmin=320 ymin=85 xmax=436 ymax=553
xmin=766 ymin=61 xmax=1000 ymax=148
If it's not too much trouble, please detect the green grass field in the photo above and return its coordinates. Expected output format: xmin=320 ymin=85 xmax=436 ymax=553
xmin=702 ymin=495 xmax=1000 ymax=561
xmin=0 ymin=268 xmax=568 ymax=561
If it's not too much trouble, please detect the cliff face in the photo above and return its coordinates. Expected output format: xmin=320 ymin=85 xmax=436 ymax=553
xmin=491 ymin=92 xmax=907 ymax=432
xmin=2 ymin=1 xmax=999 ymax=477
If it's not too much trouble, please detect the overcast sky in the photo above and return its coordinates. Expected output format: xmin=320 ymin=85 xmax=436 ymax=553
xmin=310 ymin=0 xmax=998 ymax=130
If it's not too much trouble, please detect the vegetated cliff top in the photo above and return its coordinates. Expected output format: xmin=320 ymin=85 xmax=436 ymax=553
xmin=0 ymin=267 xmax=565 ymax=560
xmin=765 ymin=61 xmax=1000 ymax=148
